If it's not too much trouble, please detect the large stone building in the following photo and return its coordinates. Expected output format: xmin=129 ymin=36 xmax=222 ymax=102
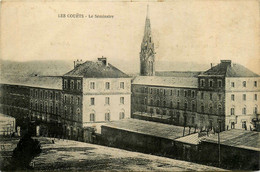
xmin=132 ymin=7 xmax=260 ymax=131
xmin=0 ymin=57 xmax=131 ymax=139
xmin=63 ymin=57 xmax=131 ymax=129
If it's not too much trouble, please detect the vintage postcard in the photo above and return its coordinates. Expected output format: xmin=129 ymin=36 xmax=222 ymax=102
xmin=0 ymin=0 xmax=259 ymax=171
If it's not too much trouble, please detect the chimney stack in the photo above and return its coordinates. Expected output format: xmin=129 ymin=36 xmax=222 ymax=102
xmin=98 ymin=56 xmax=108 ymax=66
xmin=74 ymin=59 xmax=84 ymax=68
xmin=220 ymin=60 xmax=232 ymax=67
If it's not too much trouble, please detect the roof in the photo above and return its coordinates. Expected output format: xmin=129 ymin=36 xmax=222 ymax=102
xmin=64 ymin=61 xmax=129 ymax=78
xmin=175 ymin=133 xmax=200 ymax=145
xmin=102 ymin=118 xmax=190 ymax=140
xmin=200 ymin=61 xmax=259 ymax=77
xmin=0 ymin=75 xmax=62 ymax=90
xmin=202 ymin=129 xmax=260 ymax=151
xmin=156 ymin=71 xmax=202 ymax=77
xmin=132 ymin=76 xmax=198 ymax=88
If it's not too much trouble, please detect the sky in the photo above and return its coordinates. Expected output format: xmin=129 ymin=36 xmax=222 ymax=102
xmin=1 ymin=0 xmax=259 ymax=73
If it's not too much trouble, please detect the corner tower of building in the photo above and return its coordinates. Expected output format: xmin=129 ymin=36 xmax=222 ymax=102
xmin=140 ymin=5 xmax=155 ymax=76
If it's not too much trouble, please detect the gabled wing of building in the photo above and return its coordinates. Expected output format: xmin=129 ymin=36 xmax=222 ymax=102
xmin=64 ymin=61 xmax=130 ymax=78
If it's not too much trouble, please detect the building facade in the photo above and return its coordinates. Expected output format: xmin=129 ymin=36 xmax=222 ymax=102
xmin=63 ymin=57 xmax=131 ymax=129
xmin=132 ymin=8 xmax=260 ymax=131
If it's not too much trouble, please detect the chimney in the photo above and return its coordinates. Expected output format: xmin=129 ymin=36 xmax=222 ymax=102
xmin=74 ymin=59 xmax=84 ymax=68
xmin=220 ymin=60 xmax=232 ymax=66
xmin=211 ymin=63 xmax=213 ymax=68
xmin=98 ymin=56 xmax=108 ymax=66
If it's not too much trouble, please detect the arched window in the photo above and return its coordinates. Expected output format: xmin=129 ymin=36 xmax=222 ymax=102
xmin=105 ymin=111 xmax=110 ymax=121
xmin=209 ymin=104 xmax=213 ymax=114
xmin=218 ymin=104 xmax=222 ymax=115
xmin=184 ymin=101 xmax=188 ymax=110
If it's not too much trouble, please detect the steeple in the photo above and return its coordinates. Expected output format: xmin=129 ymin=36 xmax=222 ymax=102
xmin=140 ymin=5 xmax=155 ymax=76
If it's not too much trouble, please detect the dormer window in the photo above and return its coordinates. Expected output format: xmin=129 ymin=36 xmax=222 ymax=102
xmin=209 ymin=80 xmax=213 ymax=87
xmin=105 ymin=82 xmax=110 ymax=90
xmin=218 ymin=80 xmax=222 ymax=87
xmin=200 ymin=79 xmax=205 ymax=87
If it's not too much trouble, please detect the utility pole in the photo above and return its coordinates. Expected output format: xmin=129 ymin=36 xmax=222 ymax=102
xmin=218 ymin=121 xmax=221 ymax=167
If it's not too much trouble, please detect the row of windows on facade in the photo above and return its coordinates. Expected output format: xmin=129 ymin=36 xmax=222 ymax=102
xmin=230 ymin=107 xmax=258 ymax=115
xmin=64 ymin=96 xmax=81 ymax=105
xmin=30 ymin=101 xmax=59 ymax=114
xmin=64 ymin=107 xmax=81 ymax=117
xmin=90 ymin=97 xmax=125 ymax=105
xmin=150 ymin=106 xmax=222 ymax=116
xmin=200 ymin=80 xmax=258 ymax=88
xmin=231 ymin=81 xmax=258 ymax=88
xmin=231 ymin=94 xmax=258 ymax=101
xmin=89 ymin=81 xmax=125 ymax=90
xmin=30 ymin=89 xmax=60 ymax=100
xmin=200 ymin=79 xmax=223 ymax=88
xmin=146 ymin=99 xmax=223 ymax=114
xmin=89 ymin=112 xmax=125 ymax=122
xmin=64 ymin=80 xmax=82 ymax=90
xmin=137 ymin=87 xmax=196 ymax=98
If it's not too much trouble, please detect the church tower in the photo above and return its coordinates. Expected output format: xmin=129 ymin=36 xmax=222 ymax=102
xmin=140 ymin=5 xmax=155 ymax=76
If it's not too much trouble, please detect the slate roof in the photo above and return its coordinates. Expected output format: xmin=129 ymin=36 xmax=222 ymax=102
xmin=202 ymin=129 xmax=260 ymax=151
xmin=102 ymin=118 xmax=190 ymax=140
xmin=64 ymin=61 xmax=130 ymax=78
xmin=132 ymin=76 xmax=198 ymax=88
xmin=200 ymin=62 xmax=259 ymax=77
xmin=0 ymin=75 xmax=62 ymax=90
xmin=156 ymin=71 xmax=202 ymax=77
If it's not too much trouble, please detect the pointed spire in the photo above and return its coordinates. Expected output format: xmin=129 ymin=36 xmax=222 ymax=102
xmin=146 ymin=4 xmax=149 ymax=19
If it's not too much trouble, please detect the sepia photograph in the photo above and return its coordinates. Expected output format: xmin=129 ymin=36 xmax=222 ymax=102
xmin=0 ymin=0 xmax=259 ymax=171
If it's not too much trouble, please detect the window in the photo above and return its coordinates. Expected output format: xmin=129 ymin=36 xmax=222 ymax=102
xmin=119 ymin=112 xmax=125 ymax=119
xmin=105 ymin=113 xmax=110 ymax=121
xmin=254 ymin=107 xmax=258 ymax=114
xmin=243 ymin=94 xmax=246 ymax=101
xmin=177 ymin=101 xmax=180 ymax=109
xmin=177 ymin=90 xmax=180 ymax=97
xmin=45 ymin=91 xmax=48 ymax=99
xmin=255 ymin=94 xmax=257 ymax=101
xmin=218 ymin=105 xmax=222 ymax=115
xmin=35 ymin=90 xmax=38 ymax=98
xmin=231 ymin=94 xmax=235 ymax=101
xmin=64 ymin=95 xmax=67 ymax=103
xmin=254 ymin=81 xmax=257 ymax=87
xmin=184 ymin=102 xmax=188 ymax=110
xmin=157 ymin=89 xmax=159 ymax=95
xmin=120 ymin=82 xmax=125 ymax=89
xmin=209 ymin=106 xmax=213 ymax=114
xmin=150 ymin=108 xmax=154 ymax=114
xmin=170 ymin=90 xmax=173 ymax=96
xmin=243 ymin=81 xmax=246 ymax=87
xmin=71 ymin=96 xmax=74 ymax=104
xmin=64 ymin=80 xmax=67 ymax=89
xmin=218 ymin=80 xmax=222 ymax=87
xmin=105 ymin=82 xmax=110 ymax=89
xmin=231 ymin=82 xmax=235 ymax=87
xmin=105 ymin=97 xmax=110 ymax=105
xmin=242 ymin=107 xmax=246 ymax=115
xmin=242 ymin=121 xmax=246 ymax=129
xmin=170 ymin=101 xmax=173 ymax=108
xmin=150 ymin=99 xmax=153 ymax=105
xmin=192 ymin=117 xmax=195 ymax=124
xmin=192 ymin=91 xmax=195 ymax=98
xmin=157 ymin=100 xmax=160 ymax=106
xmin=90 ymin=82 xmax=95 ymax=89
xmin=77 ymin=97 xmax=80 ymax=105
xmin=77 ymin=81 xmax=81 ymax=90
xmin=71 ymin=80 xmax=74 ymax=89
xmin=184 ymin=91 xmax=187 ymax=97
xmin=231 ymin=108 xmax=235 ymax=115
xmin=56 ymin=93 xmax=59 ymax=100
xmin=201 ymin=92 xmax=204 ymax=99
xmin=120 ymin=97 xmax=124 ymax=104
xmin=90 ymin=113 xmax=95 ymax=122
xmin=201 ymin=104 xmax=204 ymax=113
xmin=50 ymin=92 xmax=53 ymax=99
xmin=156 ymin=109 xmax=160 ymax=114
xmin=218 ymin=94 xmax=222 ymax=100
xmin=150 ymin=88 xmax=153 ymax=94
xmin=200 ymin=79 xmax=205 ymax=87
xmin=90 ymin=97 xmax=95 ymax=105
xmin=192 ymin=103 xmax=195 ymax=111
xmin=210 ymin=93 xmax=213 ymax=100
xmin=209 ymin=80 xmax=213 ymax=87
